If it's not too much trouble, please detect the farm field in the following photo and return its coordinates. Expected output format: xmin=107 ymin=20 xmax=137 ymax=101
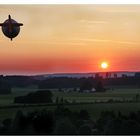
xmin=53 ymin=88 xmax=140 ymax=103
xmin=0 ymin=87 xmax=140 ymax=120
xmin=0 ymin=102 xmax=140 ymax=121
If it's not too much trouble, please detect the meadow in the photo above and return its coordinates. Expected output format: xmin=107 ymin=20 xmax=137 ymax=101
xmin=0 ymin=87 xmax=140 ymax=120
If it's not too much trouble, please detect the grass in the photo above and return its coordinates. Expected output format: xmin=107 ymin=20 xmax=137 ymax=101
xmin=65 ymin=102 xmax=140 ymax=120
xmin=52 ymin=88 xmax=140 ymax=103
xmin=0 ymin=102 xmax=140 ymax=121
xmin=0 ymin=87 xmax=140 ymax=120
xmin=0 ymin=106 xmax=56 ymax=121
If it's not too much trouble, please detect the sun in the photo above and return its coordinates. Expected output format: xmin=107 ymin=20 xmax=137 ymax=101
xmin=101 ymin=62 xmax=108 ymax=69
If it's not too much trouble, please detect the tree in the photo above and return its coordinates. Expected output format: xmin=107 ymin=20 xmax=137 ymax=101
xmin=54 ymin=118 xmax=77 ymax=135
xmin=114 ymin=73 xmax=117 ymax=78
xmin=79 ymin=109 xmax=89 ymax=120
xmin=60 ymin=97 xmax=64 ymax=104
xmin=12 ymin=110 xmax=27 ymax=134
xmin=80 ymin=80 xmax=93 ymax=92
xmin=55 ymin=96 xmax=59 ymax=104
xmin=32 ymin=110 xmax=54 ymax=134
xmin=0 ymin=81 xmax=11 ymax=94
xmin=135 ymin=94 xmax=139 ymax=102
xmin=95 ymin=80 xmax=105 ymax=92
xmin=79 ymin=124 xmax=92 ymax=135
xmin=106 ymin=72 xmax=109 ymax=79
xmin=14 ymin=90 xmax=53 ymax=104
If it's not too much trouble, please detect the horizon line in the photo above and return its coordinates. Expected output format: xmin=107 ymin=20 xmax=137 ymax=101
xmin=0 ymin=70 xmax=140 ymax=76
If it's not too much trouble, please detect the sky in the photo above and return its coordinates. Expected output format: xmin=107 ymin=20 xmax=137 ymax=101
xmin=0 ymin=5 xmax=140 ymax=75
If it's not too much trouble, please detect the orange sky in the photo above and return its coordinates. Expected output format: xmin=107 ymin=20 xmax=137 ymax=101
xmin=0 ymin=5 xmax=140 ymax=75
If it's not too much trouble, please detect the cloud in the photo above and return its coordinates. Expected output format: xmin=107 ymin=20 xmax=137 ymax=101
xmin=70 ymin=38 xmax=140 ymax=46
xmin=79 ymin=19 xmax=109 ymax=24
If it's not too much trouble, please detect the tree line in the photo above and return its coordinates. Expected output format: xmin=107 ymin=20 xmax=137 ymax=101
xmin=1 ymin=106 xmax=140 ymax=135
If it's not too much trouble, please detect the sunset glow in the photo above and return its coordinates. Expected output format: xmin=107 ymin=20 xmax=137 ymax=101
xmin=0 ymin=5 xmax=140 ymax=75
xmin=101 ymin=62 xmax=108 ymax=69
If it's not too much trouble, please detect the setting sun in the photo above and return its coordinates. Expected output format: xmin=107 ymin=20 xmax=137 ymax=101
xmin=101 ymin=62 xmax=108 ymax=69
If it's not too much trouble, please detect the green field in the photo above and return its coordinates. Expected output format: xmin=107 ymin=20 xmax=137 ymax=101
xmin=0 ymin=87 xmax=140 ymax=120
xmin=53 ymin=88 xmax=140 ymax=103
